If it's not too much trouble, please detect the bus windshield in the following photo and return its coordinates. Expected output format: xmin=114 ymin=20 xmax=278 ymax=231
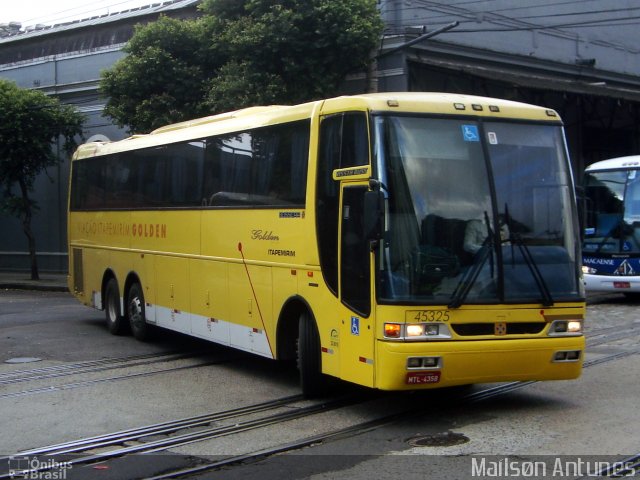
xmin=374 ymin=115 xmax=582 ymax=306
xmin=583 ymin=168 xmax=640 ymax=255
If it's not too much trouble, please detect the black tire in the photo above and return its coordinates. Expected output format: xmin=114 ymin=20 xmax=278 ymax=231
xmin=623 ymin=292 xmax=640 ymax=301
xmin=298 ymin=311 xmax=325 ymax=398
xmin=104 ymin=278 xmax=127 ymax=335
xmin=127 ymin=282 xmax=152 ymax=341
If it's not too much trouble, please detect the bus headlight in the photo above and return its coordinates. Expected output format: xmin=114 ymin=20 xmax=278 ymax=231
xmin=548 ymin=319 xmax=583 ymax=336
xmin=426 ymin=324 xmax=440 ymax=336
xmin=552 ymin=350 xmax=581 ymax=362
xmin=407 ymin=357 xmax=422 ymax=368
xmin=406 ymin=323 xmax=440 ymax=337
xmin=582 ymin=266 xmax=597 ymax=274
xmin=407 ymin=356 xmax=442 ymax=369
xmin=406 ymin=324 xmax=425 ymax=337
xmin=383 ymin=323 xmax=450 ymax=340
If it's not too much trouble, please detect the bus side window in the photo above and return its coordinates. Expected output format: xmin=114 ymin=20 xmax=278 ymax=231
xmin=202 ymin=122 xmax=309 ymax=207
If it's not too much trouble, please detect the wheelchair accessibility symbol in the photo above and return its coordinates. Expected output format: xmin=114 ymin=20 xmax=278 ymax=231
xmin=351 ymin=316 xmax=360 ymax=336
xmin=461 ymin=124 xmax=479 ymax=142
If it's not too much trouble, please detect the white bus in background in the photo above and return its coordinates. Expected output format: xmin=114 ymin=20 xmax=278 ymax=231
xmin=582 ymin=155 xmax=640 ymax=296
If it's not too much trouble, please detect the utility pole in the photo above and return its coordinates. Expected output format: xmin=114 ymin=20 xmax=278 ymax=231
xmin=368 ymin=21 xmax=459 ymax=92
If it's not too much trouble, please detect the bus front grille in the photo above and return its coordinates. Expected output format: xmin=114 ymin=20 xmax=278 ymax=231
xmin=450 ymin=322 xmax=546 ymax=336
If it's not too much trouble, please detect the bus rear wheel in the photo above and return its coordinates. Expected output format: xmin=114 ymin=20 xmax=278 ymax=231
xmin=105 ymin=278 xmax=127 ymax=335
xmin=127 ymin=282 xmax=152 ymax=341
xmin=298 ymin=311 xmax=325 ymax=398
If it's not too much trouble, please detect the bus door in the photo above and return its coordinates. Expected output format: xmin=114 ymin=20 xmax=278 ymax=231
xmin=339 ymin=183 xmax=375 ymax=387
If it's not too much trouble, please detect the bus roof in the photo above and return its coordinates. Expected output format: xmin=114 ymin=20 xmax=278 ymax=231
xmin=73 ymin=92 xmax=562 ymax=160
xmin=585 ymin=155 xmax=640 ymax=172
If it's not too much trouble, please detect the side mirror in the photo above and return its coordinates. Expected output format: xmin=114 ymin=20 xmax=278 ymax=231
xmin=364 ymin=190 xmax=384 ymax=240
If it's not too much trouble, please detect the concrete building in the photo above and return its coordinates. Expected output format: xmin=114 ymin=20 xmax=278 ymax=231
xmin=0 ymin=0 xmax=199 ymax=272
xmin=373 ymin=0 xmax=640 ymax=170
xmin=1 ymin=0 xmax=640 ymax=273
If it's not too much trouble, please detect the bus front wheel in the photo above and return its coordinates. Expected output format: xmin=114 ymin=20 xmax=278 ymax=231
xmin=105 ymin=278 xmax=127 ymax=335
xmin=298 ymin=311 xmax=325 ymax=398
xmin=127 ymin=282 xmax=152 ymax=341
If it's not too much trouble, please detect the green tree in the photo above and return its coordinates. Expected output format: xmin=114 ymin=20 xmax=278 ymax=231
xmin=101 ymin=0 xmax=383 ymax=133
xmin=101 ymin=16 xmax=210 ymax=132
xmin=0 ymin=80 xmax=84 ymax=280
xmin=202 ymin=0 xmax=382 ymax=107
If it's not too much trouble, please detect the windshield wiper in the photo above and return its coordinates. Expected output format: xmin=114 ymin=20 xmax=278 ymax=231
xmin=448 ymin=212 xmax=494 ymax=309
xmin=449 ymin=205 xmax=556 ymax=308
xmin=504 ymin=204 xmax=554 ymax=307
xmin=508 ymin=233 xmax=554 ymax=307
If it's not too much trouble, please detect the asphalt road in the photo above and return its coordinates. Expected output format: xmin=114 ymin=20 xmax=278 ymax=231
xmin=0 ymin=290 xmax=638 ymax=480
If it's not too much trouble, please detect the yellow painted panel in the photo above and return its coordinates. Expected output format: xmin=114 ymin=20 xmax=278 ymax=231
xmin=130 ymin=210 xmax=200 ymax=255
xmin=68 ymin=211 xmax=132 ymax=249
xmin=189 ymin=259 xmax=229 ymax=321
xmin=375 ymin=336 xmax=585 ymax=391
xmin=338 ymin=304 xmax=375 ymax=388
xmin=155 ymin=255 xmax=190 ymax=317
xmin=200 ymin=209 xmax=314 ymax=266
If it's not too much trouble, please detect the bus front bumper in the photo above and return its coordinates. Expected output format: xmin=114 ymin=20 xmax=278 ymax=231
xmin=374 ymin=337 xmax=585 ymax=391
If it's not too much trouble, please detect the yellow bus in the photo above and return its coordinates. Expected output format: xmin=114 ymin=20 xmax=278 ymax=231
xmin=68 ymin=92 xmax=585 ymax=397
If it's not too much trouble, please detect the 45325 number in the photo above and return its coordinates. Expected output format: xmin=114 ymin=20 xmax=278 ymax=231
xmin=408 ymin=310 xmax=450 ymax=322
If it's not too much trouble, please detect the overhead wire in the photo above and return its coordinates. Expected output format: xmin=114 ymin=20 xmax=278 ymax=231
xmin=410 ymin=0 xmax=637 ymax=18
xmin=384 ymin=0 xmax=640 ymax=28
xmin=450 ymin=16 xmax=640 ymax=33
xmin=383 ymin=0 xmax=640 ymax=35
xmin=516 ymin=6 xmax=640 ymax=21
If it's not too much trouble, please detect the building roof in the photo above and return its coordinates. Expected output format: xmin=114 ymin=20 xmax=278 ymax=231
xmin=0 ymin=0 xmax=199 ymax=43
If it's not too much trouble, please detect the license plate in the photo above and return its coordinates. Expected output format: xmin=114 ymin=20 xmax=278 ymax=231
xmin=406 ymin=371 xmax=441 ymax=385
xmin=614 ymin=281 xmax=631 ymax=289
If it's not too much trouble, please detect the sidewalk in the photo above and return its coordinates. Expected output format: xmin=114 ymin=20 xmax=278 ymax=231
xmin=0 ymin=272 xmax=68 ymax=292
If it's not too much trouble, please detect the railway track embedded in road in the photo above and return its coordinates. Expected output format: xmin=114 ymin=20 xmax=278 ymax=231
xmin=0 ymin=393 xmax=361 ymax=480
xmin=4 ymin=341 xmax=638 ymax=480
xmin=0 ymin=353 xmax=238 ymax=399
xmin=0 ymin=351 xmax=206 ymax=386
xmin=3 ymin=318 xmax=639 ymax=480
xmin=148 ymin=342 xmax=640 ymax=480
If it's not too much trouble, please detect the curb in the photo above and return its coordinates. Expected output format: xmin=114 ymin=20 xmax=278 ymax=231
xmin=1 ymin=284 xmax=69 ymax=292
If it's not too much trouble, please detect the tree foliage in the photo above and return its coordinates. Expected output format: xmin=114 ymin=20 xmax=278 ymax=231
xmin=101 ymin=0 xmax=383 ymax=133
xmin=0 ymin=79 xmax=84 ymax=279
xmin=101 ymin=16 xmax=209 ymax=132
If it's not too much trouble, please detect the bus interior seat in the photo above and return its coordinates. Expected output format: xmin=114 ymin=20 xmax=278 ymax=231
xmin=421 ymin=214 xmax=473 ymax=265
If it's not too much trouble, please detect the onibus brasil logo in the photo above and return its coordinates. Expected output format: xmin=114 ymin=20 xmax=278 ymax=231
xmin=7 ymin=456 xmax=72 ymax=479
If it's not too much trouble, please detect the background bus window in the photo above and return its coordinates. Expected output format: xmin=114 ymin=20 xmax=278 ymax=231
xmin=583 ymin=170 xmax=626 ymax=252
